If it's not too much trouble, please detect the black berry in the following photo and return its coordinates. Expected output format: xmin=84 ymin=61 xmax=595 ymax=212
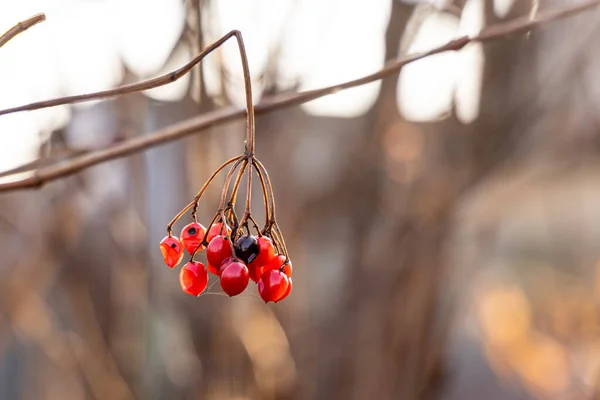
xmin=234 ymin=235 xmax=259 ymax=264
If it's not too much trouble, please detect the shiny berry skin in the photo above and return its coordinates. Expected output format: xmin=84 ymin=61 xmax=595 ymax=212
xmin=159 ymin=236 xmax=184 ymax=268
xmin=263 ymin=254 xmax=286 ymax=272
xmin=220 ymin=260 xmax=249 ymax=296
xmin=234 ymin=235 xmax=260 ymax=264
xmin=206 ymin=222 xmax=232 ymax=242
xmin=247 ymin=262 xmax=263 ymax=283
xmin=206 ymin=235 xmax=233 ymax=268
xmin=179 ymin=261 xmax=209 ymax=296
xmin=252 ymin=236 xmax=276 ymax=267
xmin=280 ymin=260 xmax=293 ymax=278
xmin=207 ymin=262 xmax=221 ymax=276
xmin=276 ymin=277 xmax=292 ymax=302
xmin=257 ymin=270 xmax=289 ymax=303
xmin=180 ymin=222 xmax=206 ymax=254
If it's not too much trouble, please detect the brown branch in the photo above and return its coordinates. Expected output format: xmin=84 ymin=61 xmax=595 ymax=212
xmin=0 ymin=0 xmax=599 ymax=192
xmin=0 ymin=13 xmax=46 ymax=49
xmin=0 ymin=29 xmax=249 ymax=117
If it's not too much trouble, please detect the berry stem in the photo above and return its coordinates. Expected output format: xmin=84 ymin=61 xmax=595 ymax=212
xmin=166 ymin=155 xmax=241 ymax=234
xmin=219 ymin=157 xmax=245 ymax=211
xmin=232 ymin=31 xmax=255 ymax=157
xmin=167 ymin=205 xmax=192 ymax=236
xmin=271 ymin=227 xmax=287 ymax=258
xmin=227 ymin=204 xmax=240 ymax=234
xmin=240 ymin=155 xmax=253 ymax=226
xmin=248 ymin=214 xmax=261 ymax=236
xmin=227 ymin=159 xmax=248 ymax=221
xmin=191 ymin=155 xmax=242 ymax=220
xmin=273 ymin=223 xmax=289 ymax=258
xmin=253 ymin=158 xmax=276 ymax=221
xmin=252 ymin=161 xmax=271 ymax=227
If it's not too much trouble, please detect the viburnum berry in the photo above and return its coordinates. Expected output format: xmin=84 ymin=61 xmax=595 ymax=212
xmin=206 ymin=222 xmax=232 ymax=243
xmin=258 ymin=270 xmax=289 ymax=303
xmin=280 ymin=260 xmax=293 ymax=278
xmin=180 ymin=222 xmax=206 ymax=254
xmin=263 ymin=254 xmax=286 ymax=272
xmin=246 ymin=237 xmax=274 ymax=282
xmin=234 ymin=235 xmax=259 ymax=264
xmin=247 ymin=262 xmax=263 ymax=283
xmin=206 ymin=235 xmax=233 ymax=268
xmin=220 ymin=260 xmax=249 ymax=296
xmin=179 ymin=261 xmax=209 ymax=296
xmin=252 ymin=236 xmax=275 ymax=267
xmin=277 ymin=277 xmax=292 ymax=302
xmin=159 ymin=236 xmax=184 ymax=268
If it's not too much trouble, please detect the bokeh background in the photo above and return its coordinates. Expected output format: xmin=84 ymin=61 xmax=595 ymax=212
xmin=1 ymin=0 xmax=600 ymax=399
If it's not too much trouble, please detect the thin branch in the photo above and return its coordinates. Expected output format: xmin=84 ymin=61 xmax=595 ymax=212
xmin=0 ymin=0 xmax=599 ymax=193
xmin=0 ymin=13 xmax=46 ymax=49
xmin=0 ymin=30 xmax=249 ymax=118
xmin=0 ymin=147 xmax=85 ymax=179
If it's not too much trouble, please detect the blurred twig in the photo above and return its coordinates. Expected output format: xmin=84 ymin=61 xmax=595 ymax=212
xmin=0 ymin=13 xmax=45 ymax=48
xmin=0 ymin=147 xmax=86 ymax=179
xmin=0 ymin=0 xmax=599 ymax=192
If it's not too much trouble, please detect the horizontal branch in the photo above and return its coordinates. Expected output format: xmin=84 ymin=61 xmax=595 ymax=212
xmin=0 ymin=0 xmax=599 ymax=192
xmin=0 ymin=13 xmax=46 ymax=49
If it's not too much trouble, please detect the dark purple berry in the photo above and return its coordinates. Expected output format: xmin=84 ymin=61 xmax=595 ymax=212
xmin=234 ymin=235 xmax=259 ymax=264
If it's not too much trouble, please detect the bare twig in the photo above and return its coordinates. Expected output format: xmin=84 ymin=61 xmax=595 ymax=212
xmin=0 ymin=13 xmax=46 ymax=49
xmin=0 ymin=29 xmax=252 ymax=118
xmin=0 ymin=0 xmax=599 ymax=193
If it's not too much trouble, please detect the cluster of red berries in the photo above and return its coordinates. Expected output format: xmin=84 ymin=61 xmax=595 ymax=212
xmin=157 ymin=30 xmax=291 ymax=303
xmin=160 ymin=220 xmax=292 ymax=302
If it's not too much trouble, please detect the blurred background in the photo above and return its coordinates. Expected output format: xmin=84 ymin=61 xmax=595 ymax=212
xmin=0 ymin=0 xmax=600 ymax=399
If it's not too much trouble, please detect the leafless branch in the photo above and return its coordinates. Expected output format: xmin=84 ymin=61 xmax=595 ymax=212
xmin=0 ymin=13 xmax=45 ymax=49
xmin=0 ymin=29 xmax=250 ymax=117
xmin=0 ymin=0 xmax=599 ymax=192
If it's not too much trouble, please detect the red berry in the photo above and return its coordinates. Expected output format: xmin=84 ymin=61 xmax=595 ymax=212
xmin=206 ymin=222 xmax=232 ymax=243
xmin=280 ymin=260 xmax=293 ymax=278
xmin=220 ymin=260 xmax=249 ymax=296
xmin=247 ymin=262 xmax=263 ymax=282
xmin=252 ymin=236 xmax=276 ymax=267
xmin=276 ymin=277 xmax=292 ymax=302
xmin=159 ymin=236 xmax=184 ymax=268
xmin=258 ymin=270 xmax=289 ymax=303
xmin=180 ymin=222 xmax=207 ymax=254
xmin=263 ymin=254 xmax=286 ymax=272
xmin=179 ymin=261 xmax=208 ymax=296
xmin=207 ymin=262 xmax=221 ymax=276
xmin=206 ymin=235 xmax=233 ymax=268
xmin=247 ymin=237 xmax=274 ymax=281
